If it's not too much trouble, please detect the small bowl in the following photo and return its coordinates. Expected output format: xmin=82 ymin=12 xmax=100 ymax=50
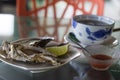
xmin=83 ymin=45 xmax=120 ymax=71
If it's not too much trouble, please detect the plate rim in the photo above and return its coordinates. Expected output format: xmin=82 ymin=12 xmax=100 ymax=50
xmin=0 ymin=45 xmax=81 ymax=72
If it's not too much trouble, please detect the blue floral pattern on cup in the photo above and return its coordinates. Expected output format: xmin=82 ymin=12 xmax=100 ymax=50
xmin=73 ymin=20 xmax=77 ymax=28
xmin=71 ymin=15 xmax=114 ymax=45
xmin=86 ymin=27 xmax=112 ymax=41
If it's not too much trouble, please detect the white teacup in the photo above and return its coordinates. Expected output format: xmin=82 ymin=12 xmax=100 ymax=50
xmin=72 ymin=15 xmax=115 ymax=46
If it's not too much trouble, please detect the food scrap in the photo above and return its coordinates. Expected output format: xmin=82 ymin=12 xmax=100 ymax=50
xmin=0 ymin=38 xmax=69 ymax=66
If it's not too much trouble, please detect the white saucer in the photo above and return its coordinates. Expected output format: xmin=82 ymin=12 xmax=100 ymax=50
xmin=64 ymin=33 xmax=119 ymax=48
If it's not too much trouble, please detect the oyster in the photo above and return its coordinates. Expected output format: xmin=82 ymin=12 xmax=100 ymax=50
xmin=0 ymin=38 xmax=68 ymax=66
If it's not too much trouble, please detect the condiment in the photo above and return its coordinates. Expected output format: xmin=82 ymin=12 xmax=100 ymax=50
xmin=92 ymin=54 xmax=112 ymax=60
xmin=90 ymin=54 xmax=112 ymax=69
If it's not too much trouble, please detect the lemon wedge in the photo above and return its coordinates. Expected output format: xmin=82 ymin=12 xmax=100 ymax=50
xmin=46 ymin=43 xmax=69 ymax=57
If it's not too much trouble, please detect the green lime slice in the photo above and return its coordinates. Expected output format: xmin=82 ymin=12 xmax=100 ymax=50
xmin=46 ymin=43 xmax=69 ymax=57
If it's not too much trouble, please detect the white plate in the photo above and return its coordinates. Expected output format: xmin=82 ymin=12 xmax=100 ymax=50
xmin=0 ymin=38 xmax=81 ymax=73
xmin=64 ymin=32 xmax=119 ymax=48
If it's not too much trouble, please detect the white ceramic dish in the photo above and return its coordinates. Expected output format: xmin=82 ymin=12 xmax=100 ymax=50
xmin=0 ymin=37 xmax=81 ymax=73
xmin=64 ymin=32 xmax=119 ymax=48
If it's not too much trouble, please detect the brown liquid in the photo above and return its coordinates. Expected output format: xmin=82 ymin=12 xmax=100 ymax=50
xmin=90 ymin=54 xmax=112 ymax=69
xmin=78 ymin=20 xmax=108 ymax=26
xmin=92 ymin=54 xmax=112 ymax=60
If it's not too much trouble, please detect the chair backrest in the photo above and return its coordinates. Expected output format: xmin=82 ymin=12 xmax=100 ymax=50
xmin=17 ymin=0 xmax=104 ymax=16
xmin=16 ymin=0 xmax=104 ymax=42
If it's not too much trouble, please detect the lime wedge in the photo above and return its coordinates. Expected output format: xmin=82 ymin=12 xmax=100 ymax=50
xmin=46 ymin=43 xmax=69 ymax=57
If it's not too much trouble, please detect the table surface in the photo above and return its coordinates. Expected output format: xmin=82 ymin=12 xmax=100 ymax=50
xmin=0 ymin=14 xmax=120 ymax=80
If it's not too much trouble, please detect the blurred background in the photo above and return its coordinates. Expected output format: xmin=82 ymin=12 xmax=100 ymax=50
xmin=0 ymin=0 xmax=120 ymax=42
xmin=0 ymin=0 xmax=120 ymax=19
xmin=0 ymin=0 xmax=16 ymax=14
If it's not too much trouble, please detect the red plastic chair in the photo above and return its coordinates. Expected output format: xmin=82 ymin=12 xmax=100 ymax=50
xmin=16 ymin=0 xmax=104 ymax=42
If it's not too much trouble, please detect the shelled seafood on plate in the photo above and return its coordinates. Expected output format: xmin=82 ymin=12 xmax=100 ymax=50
xmin=0 ymin=37 xmax=81 ymax=72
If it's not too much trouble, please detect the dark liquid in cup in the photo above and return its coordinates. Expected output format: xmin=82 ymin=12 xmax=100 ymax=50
xmin=90 ymin=54 xmax=112 ymax=69
xmin=78 ymin=20 xmax=108 ymax=26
